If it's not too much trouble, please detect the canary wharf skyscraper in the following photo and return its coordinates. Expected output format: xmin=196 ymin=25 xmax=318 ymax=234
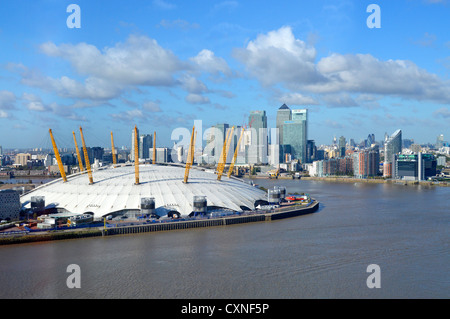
xmin=276 ymin=104 xmax=291 ymax=145
xmin=282 ymin=109 xmax=308 ymax=164
xmin=139 ymin=134 xmax=153 ymax=159
xmin=248 ymin=110 xmax=267 ymax=164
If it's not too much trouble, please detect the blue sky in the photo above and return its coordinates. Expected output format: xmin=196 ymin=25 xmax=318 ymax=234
xmin=0 ymin=0 xmax=449 ymax=149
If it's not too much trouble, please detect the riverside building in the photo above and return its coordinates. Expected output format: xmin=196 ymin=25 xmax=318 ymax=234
xmin=383 ymin=129 xmax=402 ymax=177
xmin=394 ymin=153 xmax=437 ymax=181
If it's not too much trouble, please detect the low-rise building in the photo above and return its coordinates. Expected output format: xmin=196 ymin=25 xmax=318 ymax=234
xmin=394 ymin=153 xmax=436 ymax=181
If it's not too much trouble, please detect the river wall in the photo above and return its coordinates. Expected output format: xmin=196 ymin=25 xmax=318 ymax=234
xmin=0 ymin=201 xmax=319 ymax=245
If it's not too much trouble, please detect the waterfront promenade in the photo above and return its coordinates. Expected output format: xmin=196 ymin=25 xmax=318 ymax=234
xmin=250 ymin=175 xmax=450 ymax=187
xmin=0 ymin=200 xmax=319 ymax=245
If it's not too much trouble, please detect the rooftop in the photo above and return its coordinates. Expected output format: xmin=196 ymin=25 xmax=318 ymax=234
xmin=20 ymin=164 xmax=266 ymax=218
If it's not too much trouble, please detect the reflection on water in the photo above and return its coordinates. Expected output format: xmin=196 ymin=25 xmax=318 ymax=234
xmin=0 ymin=180 xmax=448 ymax=299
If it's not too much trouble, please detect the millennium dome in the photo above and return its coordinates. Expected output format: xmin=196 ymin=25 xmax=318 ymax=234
xmin=20 ymin=164 xmax=266 ymax=219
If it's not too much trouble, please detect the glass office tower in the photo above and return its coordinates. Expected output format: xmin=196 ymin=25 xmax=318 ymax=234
xmin=276 ymin=104 xmax=291 ymax=145
xmin=281 ymin=108 xmax=308 ymax=164
xmin=383 ymin=129 xmax=402 ymax=177
xmin=283 ymin=120 xmax=307 ymax=163
xmin=248 ymin=111 xmax=267 ymax=164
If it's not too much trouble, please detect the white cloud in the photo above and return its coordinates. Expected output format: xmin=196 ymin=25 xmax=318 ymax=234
xmin=190 ymin=49 xmax=232 ymax=77
xmin=233 ymin=26 xmax=323 ymax=89
xmin=235 ymin=26 xmax=450 ymax=105
xmin=324 ymin=119 xmax=344 ymax=129
xmin=158 ymin=19 xmax=199 ymax=30
xmin=412 ymin=32 xmax=437 ymax=47
xmin=18 ymin=35 xmax=234 ymax=109
xmin=278 ymin=92 xmax=319 ymax=106
xmin=35 ymin=35 xmax=190 ymax=101
xmin=321 ymin=93 xmax=358 ymax=108
xmin=110 ymin=109 xmax=145 ymax=122
xmin=22 ymin=93 xmax=47 ymax=112
xmin=314 ymin=53 xmax=450 ymax=103
xmin=210 ymin=1 xmax=239 ymax=15
xmin=433 ymin=107 xmax=450 ymax=118
xmin=0 ymin=90 xmax=16 ymax=110
xmin=180 ymin=74 xmax=209 ymax=94
xmin=142 ymin=100 xmax=162 ymax=112
xmin=153 ymin=0 xmax=176 ymax=10
xmin=40 ymin=35 xmax=184 ymax=88
xmin=19 ymin=65 xmax=125 ymax=101
xmin=185 ymin=93 xmax=210 ymax=104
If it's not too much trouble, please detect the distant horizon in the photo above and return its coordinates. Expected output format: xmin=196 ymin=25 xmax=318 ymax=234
xmin=0 ymin=123 xmax=446 ymax=152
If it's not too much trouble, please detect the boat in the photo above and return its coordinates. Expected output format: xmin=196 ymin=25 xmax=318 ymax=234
xmin=285 ymin=195 xmax=307 ymax=201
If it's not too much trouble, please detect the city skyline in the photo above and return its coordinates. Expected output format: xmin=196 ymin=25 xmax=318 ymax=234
xmin=1 ymin=1 xmax=450 ymax=149
xmin=0 ymin=107 xmax=446 ymax=152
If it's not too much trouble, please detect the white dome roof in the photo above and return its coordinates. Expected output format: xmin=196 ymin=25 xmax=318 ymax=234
xmin=21 ymin=164 xmax=266 ymax=218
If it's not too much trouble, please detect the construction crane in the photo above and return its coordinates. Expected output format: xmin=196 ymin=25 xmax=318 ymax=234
xmin=217 ymin=126 xmax=234 ymax=181
xmin=72 ymin=131 xmax=84 ymax=173
xmin=245 ymin=117 xmax=255 ymax=129
xmin=48 ymin=129 xmax=67 ymax=182
xmin=79 ymin=127 xmax=94 ymax=185
xmin=242 ymin=114 xmax=255 ymax=129
xmin=183 ymin=125 xmax=195 ymax=183
xmin=111 ymin=131 xmax=117 ymax=166
xmin=153 ymin=131 xmax=156 ymax=164
xmin=227 ymin=127 xmax=244 ymax=178
xmin=134 ymin=125 xmax=139 ymax=185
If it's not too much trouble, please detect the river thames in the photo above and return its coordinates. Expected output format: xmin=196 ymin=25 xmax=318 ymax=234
xmin=0 ymin=179 xmax=448 ymax=299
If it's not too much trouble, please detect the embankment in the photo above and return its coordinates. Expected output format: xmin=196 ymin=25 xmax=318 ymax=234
xmin=0 ymin=201 xmax=319 ymax=245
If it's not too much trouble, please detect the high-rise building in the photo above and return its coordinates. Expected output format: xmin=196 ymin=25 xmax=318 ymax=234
xmin=149 ymin=147 xmax=171 ymax=163
xmin=248 ymin=111 xmax=267 ymax=164
xmin=367 ymin=134 xmax=375 ymax=147
xmin=281 ymin=108 xmax=308 ymax=163
xmin=383 ymin=129 xmax=402 ymax=177
xmin=306 ymin=140 xmax=316 ymax=163
xmin=79 ymin=147 xmax=103 ymax=166
xmin=139 ymin=134 xmax=153 ymax=159
xmin=210 ymin=123 xmax=229 ymax=163
xmin=292 ymin=109 xmax=307 ymax=122
xmin=283 ymin=120 xmax=307 ymax=163
xmin=276 ymin=104 xmax=291 ymax=145
xmin=353 ymin=145 xmax=380 ymax=178
xmin=339 ymin=136 xmax=346 ymax=157
xmin=436 ymin=134 xmax=444 ymax=149
xmin=131 ymin=127 xmax=139 ymax=161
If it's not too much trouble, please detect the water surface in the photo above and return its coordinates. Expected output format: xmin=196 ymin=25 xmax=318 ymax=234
xmin=0 ymin=180 xmax=448 ymax=298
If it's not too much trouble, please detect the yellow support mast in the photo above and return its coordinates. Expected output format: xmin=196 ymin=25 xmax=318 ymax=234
xmin=217 ymin=126 xmax=234 ymax=181
xmin=193 ymin=130 xmax=197 ymax=163
xmin=79 ymin=127 xmax=94 ymax=184
xmin=134 ymin=126 xmax=139 ymax=185
xmin=153 ymin=131 xmax=156 ymax=164
xmin=49 ymin=129 xmax=67 ymax=182
xmin=72 ymin=131 xmax=84 ymax=173
xmin=183 ymin=125 xmax=195 ymax=183
xmin=227 ymin=127 xmax=244 ymax=178
xmin=224 ymin=126 xmax=234 ymax=162
xmin=111 ymin=131 xmax=117 ymax=166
